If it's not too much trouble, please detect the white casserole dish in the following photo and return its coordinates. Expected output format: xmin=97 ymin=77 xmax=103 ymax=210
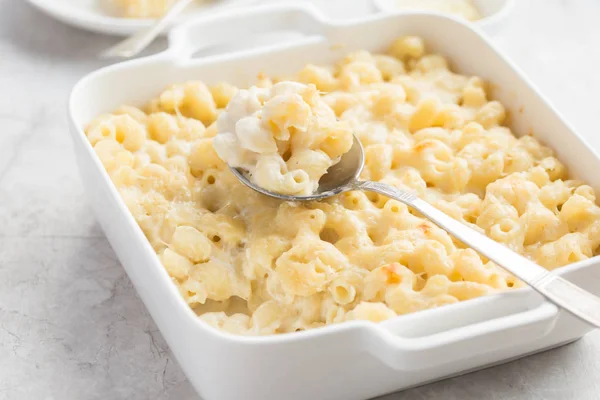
xmin=68 ymin=4 xmax=600 ymax=400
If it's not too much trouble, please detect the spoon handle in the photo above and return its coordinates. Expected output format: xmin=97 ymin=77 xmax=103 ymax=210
xmin=356 ymin=180 xmax=600 ymax=328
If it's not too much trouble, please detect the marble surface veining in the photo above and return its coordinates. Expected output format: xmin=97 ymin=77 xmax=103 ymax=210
xmin=0 ymin=0 xmax=599 ymax=399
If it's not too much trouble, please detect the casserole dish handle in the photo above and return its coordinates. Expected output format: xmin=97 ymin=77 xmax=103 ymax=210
xmin=167 ymin=3 xmax=329 ymax=62
xmin=368 ymin=295 xmax=560 ymax=370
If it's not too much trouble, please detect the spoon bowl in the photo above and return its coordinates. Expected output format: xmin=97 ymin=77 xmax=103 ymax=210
xmin=231 ymin=135 xmax=365 ymax=202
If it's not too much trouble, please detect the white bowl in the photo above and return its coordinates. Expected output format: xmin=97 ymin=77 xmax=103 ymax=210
xmin=372 ymin=0 xmax=516 ymax=35
xmin=68 ymin=4 xmax=600 ymax=400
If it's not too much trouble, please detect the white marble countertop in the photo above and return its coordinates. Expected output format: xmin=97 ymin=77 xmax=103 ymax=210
xmin=1 ymin=0 xmax=599 ymax=399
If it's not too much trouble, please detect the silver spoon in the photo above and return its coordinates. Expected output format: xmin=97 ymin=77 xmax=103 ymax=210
xmin=231 ymin=135 xmax=600 ymax=328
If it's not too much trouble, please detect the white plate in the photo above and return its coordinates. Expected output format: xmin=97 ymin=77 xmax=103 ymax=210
xmin=373 ymin=0 xmax=516 ymax=35
xmin=25 ymin=0 xmax=261 ymax=36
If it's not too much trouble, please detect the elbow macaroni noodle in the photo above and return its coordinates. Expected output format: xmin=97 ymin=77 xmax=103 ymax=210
xmin=213 ymin=82 xmax=353 ymax=195
xmin=85 ymin=36 xmax=600 ymax=335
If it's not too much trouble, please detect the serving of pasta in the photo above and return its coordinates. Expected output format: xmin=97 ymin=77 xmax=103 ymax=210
xmin=108 ymin=0 xmax=482 ymax=20
xmin=214 ymin=81 xmax=354 ymax=195
xmin=109 ymin=0 xmax=178 ymax=18
xmin=85 ymin=35 xmax=600 ymax=335
xmin=393 ymin=0 xmax=481 ymax=21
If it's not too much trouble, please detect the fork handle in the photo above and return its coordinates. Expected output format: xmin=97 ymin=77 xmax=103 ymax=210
xmin=356 ymin=180 xmax=600 ymax=328
xmin=101 ymin=0 xmax=195 ymax=59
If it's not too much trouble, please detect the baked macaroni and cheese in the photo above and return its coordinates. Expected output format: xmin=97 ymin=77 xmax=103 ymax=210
xmin=85 ymin=36 xmax=600 ymax=335
xmin=213 ymin=82 xmax=353 ymax=195
xmin=109 ymin=0 xmax=177 ymax=18
xmin=109 ymin=0 xmax=481 ymax=20
xmin=394 ymin=0 xmax=481 ymax=21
